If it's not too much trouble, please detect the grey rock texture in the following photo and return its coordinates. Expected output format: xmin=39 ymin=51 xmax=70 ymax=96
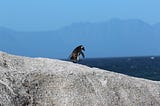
xmin=0 ymin=51 xmax=160 ymax=106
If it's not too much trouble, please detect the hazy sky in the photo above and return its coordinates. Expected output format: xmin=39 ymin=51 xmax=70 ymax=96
xmin=0 ymin=0 xmax=160 ymax=31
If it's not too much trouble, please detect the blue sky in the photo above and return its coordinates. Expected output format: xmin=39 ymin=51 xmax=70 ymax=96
xmin=0 ymin=0 xmax=160 ymax=31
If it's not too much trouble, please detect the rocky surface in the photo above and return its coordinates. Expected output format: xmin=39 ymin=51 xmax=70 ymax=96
xmin=0 ymin=51 xmax=160 ymax=106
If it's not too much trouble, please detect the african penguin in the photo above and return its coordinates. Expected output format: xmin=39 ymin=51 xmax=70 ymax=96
xmin=70 ymin=45 xmax=85 ymax=63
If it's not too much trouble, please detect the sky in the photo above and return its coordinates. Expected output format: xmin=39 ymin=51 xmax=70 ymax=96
xmin=0 ymin=0 xmax=160 ymax=31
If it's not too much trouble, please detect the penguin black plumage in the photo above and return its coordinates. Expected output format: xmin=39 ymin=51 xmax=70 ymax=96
xmin=70 ymin=45 xmax=85 ymax=63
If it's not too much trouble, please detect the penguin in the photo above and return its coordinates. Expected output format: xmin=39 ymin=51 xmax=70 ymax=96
xmin=69 ymin=45 xmax=85 ymax=63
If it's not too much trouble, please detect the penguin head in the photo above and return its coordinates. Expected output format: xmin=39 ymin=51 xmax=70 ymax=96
xmin=80 ymin=45 xmax=85 ymax=51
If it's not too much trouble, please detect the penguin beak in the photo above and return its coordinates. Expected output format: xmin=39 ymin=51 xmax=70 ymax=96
xmin=82 ymin=47 xmax=85 ymax=51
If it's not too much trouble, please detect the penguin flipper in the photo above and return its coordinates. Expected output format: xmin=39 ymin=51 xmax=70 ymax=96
xmin=80 ymin=51 xmax=85 ymax=58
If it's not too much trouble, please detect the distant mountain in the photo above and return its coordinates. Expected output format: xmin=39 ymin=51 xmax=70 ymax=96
xmin=0 ymin=19 xmax=160 ymax=58
xmin=0 ymin=27 xmax=15 ymax=40
xmin=0 ymin=27 xmax=18 ymax=53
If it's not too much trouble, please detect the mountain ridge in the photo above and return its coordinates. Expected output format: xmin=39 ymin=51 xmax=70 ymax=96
xmin=0 ymin=19 xmax=160 ymax=58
